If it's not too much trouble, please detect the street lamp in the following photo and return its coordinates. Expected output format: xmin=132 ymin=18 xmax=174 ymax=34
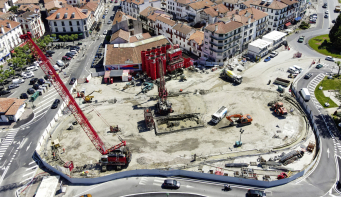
xmin=239 ymin=128 xmax=244 ymax=142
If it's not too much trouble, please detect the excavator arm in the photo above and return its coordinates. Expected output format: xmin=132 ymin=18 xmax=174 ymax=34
xmin=226 ymin=114 xmax=243 ymax=122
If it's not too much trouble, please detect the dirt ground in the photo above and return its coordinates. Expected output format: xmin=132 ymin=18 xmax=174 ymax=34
xmin=44 ymin=47 xmax=313 ymax=173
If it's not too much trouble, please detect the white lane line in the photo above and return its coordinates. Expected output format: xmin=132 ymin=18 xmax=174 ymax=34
xmin=23 ymin=171 xmax=35 ymax=177
xmin=33 ymin=101 xmax=54 ymax=112
xmin=25 ymin=165 xmax=37 ymax=171
xmin=34 ymin=106 xmax=50 ymax=115
xmin=19 ymin=177 xmax=33 ymax=184
xmin=29 ymin=161 xmax=36 ymax=165
xmin=43 ymin=91 xmax=57 ymax=99
xmin=0 ymin=166 xmax=9 ymax=186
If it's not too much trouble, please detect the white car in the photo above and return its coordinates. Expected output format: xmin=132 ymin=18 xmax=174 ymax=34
xmin=8 ymin=83 xmax=19 ymax=89
xmin=103 ymin=30 xmax=108 ymax=35
xmin=325 ymin=10 xmax=329 ymax=14
xmin=270 ymin=51 xmax=278 ymax=58
xmin=107 ymin=20 xmax=112 ymax=24
xmin=26 ymin=72 xmax=34 ymax=78
xmin=26 ymin=65 xmax=38 ymax=71
xmin=21 ymin=71 xmax=33 ymax=77
xmin=325 ymin=56 xmax=335 ymax=62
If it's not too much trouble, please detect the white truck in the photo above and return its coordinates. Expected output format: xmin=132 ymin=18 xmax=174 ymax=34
xmin=300 ymin=88 xmax=310 ymax=101
xmin=220 ymin=69 xmax=242 ymax=84
xmin=211 ymin=106 xmax=228 ymax=124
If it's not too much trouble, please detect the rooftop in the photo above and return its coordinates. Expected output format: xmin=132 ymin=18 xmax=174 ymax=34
xmin=112 ymin=11 xmax=136 ymax=25
xmin=262 ymin=30 xmax=286 ymax=41
xmin=18 ymin=4 xmax=40 ymax=13
xmin=16 ymin=0 xmax=39 ymax=4
xmin=0 ymin=20 xmax=21 ymax=36
xmin=188 ymin=0 xmax=214 ymax=10
xmin=80 ymin=2 xmax=99 ymax=12
xmin=46 ymin=7 xmax=90 ymax=20
xmin=110 ymin=29 xmax=130 ymax=42
xmin=249 ymin=38 xmax=271 ymax=48
xmin=156 ymin=15 xmax=176 ymax=26
xmin=205 ymin=21 xmax=243 ymax=34
xmin=130 ymin=32 xmax=151 ymax=42
xmin=243 ymin=0 xmax=288 ymax=10
xmin=44 ymin=0 xmax=62 ymax=11
xmin=188 ymin=30 xmax=204 ymax=45
xmin=173 ymin=23 xmax=194 ymax=35
xmin=0 ymin=98 xmax=26 ymax=115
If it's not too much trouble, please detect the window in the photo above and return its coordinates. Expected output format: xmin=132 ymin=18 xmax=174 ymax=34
xmin=78 ymin=27 xmax=81 ymax=31
xmin=249 ymin=30 xmax=252 ymax=34
xmin=205 ymin=41 xmax=208 ymax=45
xmin=62 ymin=21 xmax=65 ymax=26
xmin=244 ymin=32 xmax=247 ymax=36
xmin=249 ymin=36 xmax=251 ymax=40
xmin=205 ymin=47 xmax=207 ymax=50
xmin=205 ymin=36 xmax=207 ymax=39
xmin=55 ymin=28 xmax=58 ymax=32
xmin=85 ymin=26 xmax=87 ymax=30
xmin=63 ymin=27 xmax=66 ymax=32
xmin=218 ymin=41 xmax=223 ymax=43
xmin=218 ymin=47 xmax=222 ymax=49
xmin=54 ymin=21 xmax=57 ymax=26
xmin=210 ymin=51 xmax=213 ymax=55
xmin=69 ymin=21 xmax=72 ymax=26
xmin=70 ymin=27 xmax=73 ymax=32
xmin=77 ymin=21 xmax=80 ymax=26
xmin=218 ymin=53 xmax=222 ymax=56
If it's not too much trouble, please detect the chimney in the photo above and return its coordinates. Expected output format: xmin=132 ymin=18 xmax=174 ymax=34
xmin=1 ymin=25 xmax=4 ymax=34
xmin=251 ymin=14 xmax=254 ymax=19
xmin=215 ymin=24 xmax=218 ymax=32
xmin=6 ymin=22 xmax=11 ymax=29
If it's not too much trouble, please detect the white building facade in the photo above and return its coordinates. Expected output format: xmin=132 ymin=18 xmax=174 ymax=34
xmin=0 ymin=20 xmax=23 ymax=64
xmin=18 ymin=12 xmax=45 ymax=38
xmin=121 ymin=0 xmax=162 ymax=18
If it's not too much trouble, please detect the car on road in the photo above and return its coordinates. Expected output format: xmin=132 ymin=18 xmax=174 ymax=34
xmin=30 ymin=78 xmax=38 ymax=85
xmin=56 ymin=60 xmax=65 ymax=67
xmin=25 ymin=72 xmax=34 ymax=78
xmin=162 ymin=179 xmax=180 ymax=189
xmin=46 ymin=50 xmax=55 ymax=54
xmin=27 ymin=88 xmax=35 ymax=94
xmin=325 ymin=10 xmax=329 ymax=14
xmin=51 ymin=99 xmax=60 ymax=109
xmin=68 ymin=51 xmax=77 ymax=56
xmin=62 ymin=56 xmax=71 ymax=61
xmin=53 ymin=65 xmax=60 ymax=71
xmin=26 ymin=65 xmax=38 ymax=71
xmin=269 ymin=51 xmax=278 ymax=58
xmin=45 ymin=53 xmax=51 ymax=57
xmin=264 ymin=57 xmax=271 ymax=62
xmin=21 ymin=71 xmax=33 ymax=77
xmin=304 ymin=73 xmax=313 ymax=79
xmin=102 ymin=14 xmax=105 ymax=19
xmin=247 ymin=189 xmax=266 ymax=197
xmin=325 ymin=56 xmax=335 ymax=62
xmin=107 ymin=20 xmax=112 ymax=24
xmin=316 ymin=63 xmax=323 ymax=69
xmin=20 ymin=93 xmax=28 ymax=99
xmin=298 ymin=36 xmax=304 ymax=43
xmin=8 ymin=84 xmax=19 ymax=89
xmin=0 ymin=89 xmax=11 ymax=96
xmin=323 ymin=2 xmax=327 ymax=8
xmin=332 ymin=19 xmax=336 ymax=23
xmin=65 ymin=53 xmax=75 ymax=58
xmin=103 ymin=30 xmax=108 ymax=35
xmin=69 ymin=77 xmax=76 ymax=85
xmin=325 ymin=14 xmax=329 ymax=18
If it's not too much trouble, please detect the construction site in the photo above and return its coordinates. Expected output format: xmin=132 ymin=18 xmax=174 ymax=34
xmin=38 ymin=43 xmax=316 ymax=181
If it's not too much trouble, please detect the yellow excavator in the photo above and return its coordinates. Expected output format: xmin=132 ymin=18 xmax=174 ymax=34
xmin=83 ymin=90 xmax=102 ymax=102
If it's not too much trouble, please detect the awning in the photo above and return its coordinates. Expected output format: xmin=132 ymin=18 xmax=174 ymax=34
xmin=295 ymin=17 xmax=302 ymax=21
xmin=285 ymin=22 xmax=291 ymax=26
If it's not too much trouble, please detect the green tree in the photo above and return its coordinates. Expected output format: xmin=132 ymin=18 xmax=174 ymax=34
xmin=68 ymin=34 xmax=75 ymax=44
xmin=329 ymin=13 xmax=341 ymax=48
xmin=51 ymin=34 xmax=56 ymax=38
xmin=8 ymin=6 xmax=18 ymax=13
xmin=0 ymin=65 xmax=3 ymax=71
xmin=59 ymin=35 xmax=67 ymax=45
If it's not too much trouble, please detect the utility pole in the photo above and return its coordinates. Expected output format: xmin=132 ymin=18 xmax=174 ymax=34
xmin=239 ymin=128 xmax=244 ymax=143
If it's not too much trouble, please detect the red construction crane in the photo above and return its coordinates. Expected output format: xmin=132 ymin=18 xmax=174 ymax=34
xmin=156 ymin=58 xmax=172 ymax=115
xmin=20 ymin=32 xmax=131 ymax=171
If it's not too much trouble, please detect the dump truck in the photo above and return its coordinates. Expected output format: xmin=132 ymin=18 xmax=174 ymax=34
xmin=220 ymin=69 xmax=242 ymax=84
xmin=274 ymin=77 xmax=291 ymax=87
xmin=335 ymin=5 xmax=341 ymax=12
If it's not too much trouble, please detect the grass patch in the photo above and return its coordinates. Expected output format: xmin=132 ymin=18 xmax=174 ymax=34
xmin=308 ymin=34 xmax=341 ymax=58
xmin=314 ymin=76 xmax=340 ymax=108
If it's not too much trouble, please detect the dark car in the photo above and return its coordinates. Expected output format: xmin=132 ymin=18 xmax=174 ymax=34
xmin=46 ymin=50 xmax=55 ymax=54
xmin=332 ymin=19 xmax=336 ymax=23
xmin=62 ymin=56 xmax=71 ymax=61
xmin=0 ymin=90 xmax=11 ymax=95
xmin=323 ymin=3 xmax=327 ymax=8
xmin=30 ymin=78 xmax=38 ymax=85
xmin=304 ymin=73 xmax=313 ymax=79
xmin=247 ymin=189 xmax=266 ymax=197
xmin=51 ymin=99 xmax=60 ymax=109
xmin=44 ymin=75 xmax=52 ymax=80
xmin=20 ymin=93 xmax=28 ymax=99
xmin=65 ymin=53 xmax=74 ymax=58
xmin=38 ymin=78 xmax=45 ymax=85
xmin=70 ymin=46 xmax=80 ymax=51
xmin=33 ymin=84 xmax=40 ymax=90
xmin=27 ymin=88 xmax=35 ymax=94
xmin=45 ymin=53 xmax=51 ymax=57
xmin=162 ymin=179 xmax=180 ymax=189
xmin=69 ymin=77 xmax=76 ymax=85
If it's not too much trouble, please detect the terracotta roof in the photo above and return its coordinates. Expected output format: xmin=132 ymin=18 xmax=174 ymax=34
xmin=203 ymin=7 xmax=218 ymax=17
xmin=0 ymin=98 xmax=26 ymax=115
xmin=280 ymin=0 xmax=298 ymax=5
xmin=211 ymin=4 xmax=229 ymax=13
xmin=140 ymin=6 xmax=162 ymax=17
xmin=173 ymin=23 xmax=193 ymax=35
xmin=46 ymin=7 xmax=90 ymax=20
xmin=18 ymin=4 xmax=40 ymax=12
xmin=223 ymin=0 xmax=241 ymax=4
xmin=156 ymin=15 xmax=175 ymax=26
xmin=16 ymin=0 xmax=39 ymax=4
xmin=79 ymin=0 xmax=100 ymax=3
xmin=223 ymin=12 xmax=251 ymax=25
xmin=188 ymin=30 xmax=204 ymax=45
xmin=112 ymin=11 xmax=136 ymax=25
xmin=174 ymin=0 xmax=192 ymax=4
xmin=18 ymin=11 xmax=38 ymax=20
xmin=122 ymin=0 xmax=145 ymax=5
xmin=110 ymin=29 xmax=130 ymax=42
xmin=0 ymin=20 xmax=21 ymax=36
xmin=188 ymin=0 xmax=214 ymax=10
xmin=0 ymin=0 xmax=7 ymax=9
xmin=0 ymin=12 xmax=15 ymax=20
xmin=81 ymin=2 xmax=99 ymax=12
xmin=45 ymin=0 xmax=62 ymax=10
xmin=239 ymin=7 xmax=268 ymax=20
xmin=205 ymin=21 xmax=243 ymax=34
xmin=130 ymin=32 xmax=151 ymax=42
xmin=105 ymin=36 xmax=169 ymax=65
xmin=0 ymin=11 xmax=5 ymax=16
xmin=243 ymin=0 xmax=287 ymax=10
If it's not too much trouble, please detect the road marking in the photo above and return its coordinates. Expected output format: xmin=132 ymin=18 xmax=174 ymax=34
xmin=23 ymin=171 xmax=35 ymax=177
xmin=18 ymin=138 xmax=27 ymax=149
xmin=0 ymin=166 xmax=9 ymax=186
xmin=34 ymin=106 xmax=50 ymax=115
xmin=29 ymin=161 xmax=36 ymax=165
xmin=19 ymin=177 xmax=33 ymax=184
xmin=26 ymin=142 xmax=32 ymax=151
xmin=25 ymin=165 xmax=37 ymax=171
xmin=327 ymin=148 xmax=330 ymax=158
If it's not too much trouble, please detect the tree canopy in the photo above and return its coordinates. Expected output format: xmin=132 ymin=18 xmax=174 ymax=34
xmin=329 ymin=13 xmax=341 ymax=48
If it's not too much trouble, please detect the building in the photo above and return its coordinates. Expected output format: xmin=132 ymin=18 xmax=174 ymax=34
xmin=81 ymin=1 xmax=104 ymax=24
xmin=203 ymin=20 xmax=243 ymax=62
xmin=185 ymin=0 xmax=214 ymax=23
xmin=44 ymin=0 xmax=63 ymax=16
xmin=0 ymin=1 xmax=10 ymax=13
xmin=262 ymin=30 xmax=286 ymax=49
xmin=247 ymin=38 xmax=271 ymax=57
xmin=171 ymin=22 xmax=195 ymax=51
xmin=139 ymin=6 xmax=171 ymax=35
xmin=46 ymin=7 xmax=93 ymax=38
xmin=166 ymin=0 xmax=192 ymax=19
xmin=103 ymin=35 xmax=170 ymax=71
xmin=15 ymin=0 xmax=39 ymax=6
xmin=222 ymin=0 xmax=247 ymax=11
xmin=199 ymin=3 xmax=229 ymax=24
xmin=188 ymin=30 xmax=204 ymax=57
xmin=18 ymin=4 xmax=40 ymax=13
xmin=0 ymin=20 xmax=23 ymax=64
xmin=121 ymin=0 xmax=162 ymax=19
xmin=111 ymin=11 xmax=142 ymax=35
xmin=109 ymin=29 xmax=151 ymax=44
xmin=18 ymin=11 xmax=45 ymax=38
xmin=154 ymin=15 xmax=176 ymax=39
xmin=0 ymin=98 xmax=26 ymax=122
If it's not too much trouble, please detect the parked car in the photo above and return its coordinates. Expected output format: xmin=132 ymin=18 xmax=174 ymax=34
xmin=56 ymin=60 xmax=65 ymax=67
xmin=247 ymin=189 xmax=266 ymax=197
xmin=65 ymin=53 xmax=74 ymax=58
xmin=325 ymin=14 xmax=329 ymax=18
xmin=298 ymin=36 xmax=304 ymax=43
xmin=20 ymin=93 xmax=28 ymax=99
xmin=304 ymin=73 xmax=313 ymax=79
xmin=30 ymin=78 xmax=38 ymax=84
xmin=162 ymin=179 xmax=180 ymax=189
xmin=38 ymin=78 xmax=45 ymax=85
xmin=68 ymin=51 xmax=77 ymax=55
xmin=0 ymin=90 xmax=11 ymax=95
xmin=62 ymin=56 xmax=71 ymax=61
xmin=264 ymin=57 xmax=271 ymax=62
xmin=325 ymin=10 xmax=329 ymax=14
xmin=269 ymin=51 xmax=278 ymax=58
xmin=103 ymin=30 xmax=108 ymax=35
xmin=70 ymin=50 xmax=78 ymax=54
xmin=25 ymin=72 xmax=34 ymax=78
xmin=69 ymin=77 xmax=76 ymax=85
xmin=53 ymin=65 xmax=60 ymax=71
xmin=27 ymin=88 xmax=35 ymax=94
xmin=46 ymin=50 xmax=55 ymax=54
xmin=102 ymin=14 xmax=106 ymax=19
xmin=51 ymin=99 xmax=60 ymax=109
xmin=33 ymin=84 xmax=41 ymax=90
xmin=316 ymin=64 xmax=324 ymax=69
xmin=70 ymin=46 xmax=80 ymax=50
xmin=107 ymin=20 xmax=112 ymax=24
xmin=13 ymin=78 xmax=25 ymax=84
xmin=45 ymin=53 xmax=51 ymax=57
xmin=8 ymin=84 xmax=19 ymax=89
xmin=332 ymin=19 xmax=336 ymax=23
xmin=325 ymin=56 xmax=335 ymax=62
xmin=323 ymin=2 xmax=327 ymax=8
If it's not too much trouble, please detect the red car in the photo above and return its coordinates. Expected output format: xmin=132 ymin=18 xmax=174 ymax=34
xmin=62 ymin=56 xmax=71 ymax=61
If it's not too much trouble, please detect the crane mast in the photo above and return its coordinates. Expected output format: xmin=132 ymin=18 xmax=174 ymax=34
xmin=156 ymin=58 xmax=172 ymax=114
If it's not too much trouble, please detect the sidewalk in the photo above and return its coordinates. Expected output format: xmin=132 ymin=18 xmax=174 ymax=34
xmin=0 ymin=107 xmax=34 ymax=129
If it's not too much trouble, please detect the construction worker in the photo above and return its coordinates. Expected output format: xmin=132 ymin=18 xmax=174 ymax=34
xmin=63 ymin=148 xmax=65 ymax=153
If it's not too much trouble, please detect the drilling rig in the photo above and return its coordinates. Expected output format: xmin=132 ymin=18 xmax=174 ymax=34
xmin=20 ymin=32 xmax=131 ymax=172
xmin=156 ymin=58 xmax=173 ymax=115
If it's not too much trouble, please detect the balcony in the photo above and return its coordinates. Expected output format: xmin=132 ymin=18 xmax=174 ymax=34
xmin=275 ymin=12 xmax=279 ymax=15
xmin=210 ymin=33 xmax=234 ymax=40
xmin=274 ymin=18 xmax=278 ymax=21
xmin=210 ymin=41 xmax=225 ymax=47
xmin=209 ymin=46 xmax=228 ymax=53
xmin=234 ymin=35 xmax=241 ymax=41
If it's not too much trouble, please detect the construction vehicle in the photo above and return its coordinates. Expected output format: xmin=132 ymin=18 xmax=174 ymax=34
xmin=144 ymin=108 xmax=154 ymax=129
xmin=156 ymin=59 xmax=173 ymax=115
xmin=20 ymin=32 xmax=131 ymax=172
xmin=109 ymin=125 xmax=121 ymax=133
xmin=274 ymin=77 xmax=291 ymax=87
xmin=226 ymin=114 xmax=253 ymax=126
xmin=141 ymin=82 xmax=154 ymax=93
xmin=271 ymin=102 xmax=288 ymax=116
xmin=220 ymin=69 xmax=242 ymax=84
xmin=84 ymin=90 xmax=102 ymax=102
xmin=211 ymin=106 xmax=228 ymax=124
xmin=277 ymin=172 xmax=289 ymax=179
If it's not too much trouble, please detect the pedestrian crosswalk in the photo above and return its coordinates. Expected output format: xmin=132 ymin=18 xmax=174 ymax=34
xmin=307 ymin=73 xmax=325 ymax=110
xmin=0 ymin=130 xmax=18 ymax=160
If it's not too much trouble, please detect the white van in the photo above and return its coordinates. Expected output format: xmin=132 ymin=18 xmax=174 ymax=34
xmin=53 ymin=65 xmax=60 ymax=71
xmin=300 ymin=88 xmax=310 ymax=101
xmin=12 ymin=78 xmax=25 ymax=84
xmin=288 ymin=67 xmax=299 ymax=74
xmin=292 ymin=65 xmax=302 ymax=73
